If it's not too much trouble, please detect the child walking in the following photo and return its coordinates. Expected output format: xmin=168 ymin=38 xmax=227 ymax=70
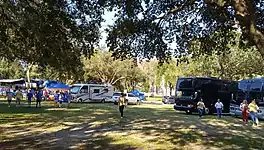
xmin=118 ymin=93 xmax=126 ymax=118
xmin=58 ymin=91 xmax=64 ymax=108
xmin=27 ymin=89 xmax=33 ymax=107
xmin=36 ymin=90 xmax=42 ymax=108
xmin=7 ymin=92 xmax=12 ymax=107
xmin=15 ymin=89 xmax=23 ymax=107
xmin=240 ymin=100 xmax=249 ymax=124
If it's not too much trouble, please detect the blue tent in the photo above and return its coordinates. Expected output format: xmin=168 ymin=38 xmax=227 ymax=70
xmin=130 ymin=90 xmax=145 ymax=101
xmin=46 ymin=83 xmax=70 ymax=90
xmin=43 ymin=80 xmax=57 ymax=88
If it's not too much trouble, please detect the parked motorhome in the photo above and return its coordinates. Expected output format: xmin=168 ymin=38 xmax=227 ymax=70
xmin=230 ymin=78 xmax=264 ymax=119
xmin=174 ymin=77 xmax=237 ymax=114
xmin=70 ymin=84 xmax=114 ymax=103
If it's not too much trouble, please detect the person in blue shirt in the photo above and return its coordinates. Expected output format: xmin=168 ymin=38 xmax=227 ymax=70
xmin=54 ymin=91 xmax=59 ymax=107
xmin=35 ymin=90 xmax=42 ymax=108
xmin=27 ymin=89 xmax=33 ymax=107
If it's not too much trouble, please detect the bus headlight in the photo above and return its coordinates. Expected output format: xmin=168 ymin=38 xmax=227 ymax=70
xmin=176 ymin=91 xmax=182 ymax=97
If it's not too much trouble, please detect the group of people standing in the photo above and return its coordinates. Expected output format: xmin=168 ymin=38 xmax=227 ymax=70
xmin=6 ymin=88 xmax=43 ymax=108
xmin=6 ymin=88 xmax=72 ymax=108
xmin=197 ymin=98 xmax=260 ymax=126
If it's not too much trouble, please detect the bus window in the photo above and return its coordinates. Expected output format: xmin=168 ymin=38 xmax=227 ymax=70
xmin=193 ymin=78 xmax=211 ymax=88
xmin=176 ymin=78 xmax=193 ymax=89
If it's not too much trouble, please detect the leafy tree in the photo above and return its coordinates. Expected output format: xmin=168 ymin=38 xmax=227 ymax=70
xmin=0 ymin=58 xmax=24 ymax=79
xmin=106 ymin=0 xmax=264 ymax=61
xmin=0 ymin=0 xmax=103 ymax=72
xmin=82 ymin=51 xmax=145 ymax=90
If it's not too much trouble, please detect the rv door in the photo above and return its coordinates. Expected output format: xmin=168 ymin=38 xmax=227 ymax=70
xmin=89 ymin=86 xmax=102 ymax=101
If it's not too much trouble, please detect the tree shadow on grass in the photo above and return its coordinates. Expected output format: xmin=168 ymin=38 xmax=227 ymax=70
xmin=0 ymin=103 xmax=264 ymax=149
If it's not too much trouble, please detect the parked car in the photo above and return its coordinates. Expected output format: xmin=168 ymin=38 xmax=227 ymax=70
xmin=113 ymin=92 xmax=139 ymax=105
xmin=162 ymin=96 xmax=175 ymax=104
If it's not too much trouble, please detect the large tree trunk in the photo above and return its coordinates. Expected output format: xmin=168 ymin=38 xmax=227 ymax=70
xmin=233 ymin=0 xmax=264 ymax=57
xmin=26 ymin=63 xmax=33 ymax=88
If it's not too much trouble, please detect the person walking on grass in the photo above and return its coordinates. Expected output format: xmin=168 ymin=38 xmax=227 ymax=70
xmin=58 ymin=91 xmax=64 ymax=108
xmin=35 ymin=90 xmax=42 ymax=108
xmin=15 ymin=89 xmax=23 ymax=107
xmin=54 ymin=91 xmax=59 ymax=107
xmin=197 ymin=99 xmax=205 ymax=118
xmin=66 ymin=90 xmax=72 ymax=108
xmin=240 ymin=100 xmax=249 ymax=124
xmin=7 ymin=92 xmax=13 ymax=107
xmin=215 ymin=99 xmax=224 ymax=119
xmin=27 ymin=89 xmax=33 ymax=107
xmin=248 ymin=99 xmax=259 ymax=127
xmin=118 ymin=93 xmax=126 ymax=118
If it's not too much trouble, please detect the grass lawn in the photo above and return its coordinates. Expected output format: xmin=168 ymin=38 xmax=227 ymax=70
xmin=0 ymin=99 xmax=264 ymax=150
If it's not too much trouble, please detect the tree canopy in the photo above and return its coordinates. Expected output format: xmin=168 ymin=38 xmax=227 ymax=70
xmin=1 ymin=0 xmax=264 ymax=71
xmin=0 ymin=0 xmax=104 ymax=72
xmin=106 ymin=0 xmax=264 ymax=61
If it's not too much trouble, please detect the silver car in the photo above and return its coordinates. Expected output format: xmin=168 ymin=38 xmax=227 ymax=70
xmin=162 ymin=96 xmax=175 ymax=104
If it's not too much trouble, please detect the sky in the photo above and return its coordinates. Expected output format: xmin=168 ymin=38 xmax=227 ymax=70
xmin=99 ymin=11 xmax=117 ymax=48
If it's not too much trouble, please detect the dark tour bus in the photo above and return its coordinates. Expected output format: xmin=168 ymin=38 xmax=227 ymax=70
xmin=230 ymin=78 xmax=264 ymax=119
xmin=174 ymin=77 xmax=237 ymax=114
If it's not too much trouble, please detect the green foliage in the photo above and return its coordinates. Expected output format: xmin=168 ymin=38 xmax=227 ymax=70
xmin=0 ymin=58 xmax=24 ymax=79
xmin=105 ymin=0 xmax=264 ymax=60
xmin=0 ymin=0 xmax=103 ymax=73
xmin=82 ymin=51 xmax=146 ymax=90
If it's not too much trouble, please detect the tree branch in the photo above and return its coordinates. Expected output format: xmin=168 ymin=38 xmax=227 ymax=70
xmin=233 ymin=0 xmax=264 ymax=57
xmin=112 ymin=76 xmax=125 ymax=85
xmin=156 ymin=0 xmax=197 ymax=26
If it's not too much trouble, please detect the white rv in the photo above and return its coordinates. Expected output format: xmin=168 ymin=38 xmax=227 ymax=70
xmin=70 ymin=84 xmax=114 ymax=103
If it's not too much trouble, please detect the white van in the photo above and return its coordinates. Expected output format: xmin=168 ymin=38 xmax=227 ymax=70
xmin=70 ymin=84 xmax=114 ymax=103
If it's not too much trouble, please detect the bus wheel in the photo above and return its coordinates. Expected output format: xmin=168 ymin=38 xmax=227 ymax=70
xmin=204 ymin=108 xmax=210 ymax=115
xmin=186 ymin=110 xmax=192 ymax=115
xmin=101 ymin=99 xmax=105 ymax=103
xmin=79 ymin=99 xmax=83 ymax=103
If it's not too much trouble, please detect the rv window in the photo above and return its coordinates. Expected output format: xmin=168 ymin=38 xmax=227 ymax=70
xmin=80 ymin=86 xmax=88 ymax=93
xmin=94 ymin=89 xmax=100 ymax=93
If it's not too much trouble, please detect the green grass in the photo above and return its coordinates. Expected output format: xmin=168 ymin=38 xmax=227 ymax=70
xmin=0 ymin=100 xmax=264 ymax=150
xmin=146 ymin=96 xmax=163 ymax=101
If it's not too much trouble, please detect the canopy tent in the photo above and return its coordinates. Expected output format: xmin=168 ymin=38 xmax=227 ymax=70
xmin=0 ymin=78 xmax=25 ymax=85
xmin=45 ymin=83 xmax=70 ymax=91
xmin=43 ymin=80 xmax=57 ymax=87
xmin=130 ymin=90 xmax=145 ymax=101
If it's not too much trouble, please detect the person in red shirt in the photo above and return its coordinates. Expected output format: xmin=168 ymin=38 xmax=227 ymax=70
xmin=240 ymin=100 xmax=249 ymax=124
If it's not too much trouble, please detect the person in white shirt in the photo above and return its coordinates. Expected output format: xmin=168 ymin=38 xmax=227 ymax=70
xmin=215 ymin=99 xmax=224 ymax=118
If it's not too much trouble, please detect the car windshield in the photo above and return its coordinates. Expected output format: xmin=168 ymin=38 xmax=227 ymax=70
xmin=70 ymin=86 xmax=81 ymax=94
xmin=113 ymin=93 xmax=121 ymax=96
